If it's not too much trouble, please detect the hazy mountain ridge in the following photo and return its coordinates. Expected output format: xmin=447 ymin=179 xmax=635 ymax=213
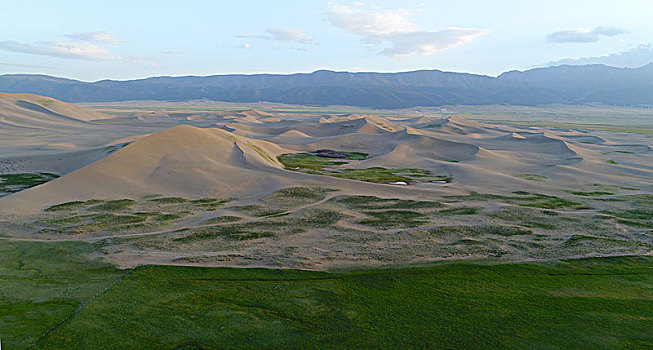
xmin=1 ymin=64 xmax=652 ymax=108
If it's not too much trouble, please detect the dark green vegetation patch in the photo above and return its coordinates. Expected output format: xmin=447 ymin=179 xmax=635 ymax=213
xmin=278 ymin=151 xmax=449 ymax=184
xmin=568 ymin=191 xmax=615 ymax=197
xmin=333 ymin=195 xmax=443 ymax=210
xmin=0 ymin=172 xmax=58 ymax=196
xmin=358 ymin=210 xmax=428 ymax=228
xmin=277 ymin=150 xmax=366 ymax=171
xmin=262 ymin=186 xmax=335 ymax=208
xmin=437 ymin=206 xmax=480 ymax=215
xmin=88 ymin=199 xmax=135 ymax=211
xmin=331 ymin=167 xmax=435 ymax=184
xmin=600 ymin=207 xmax=653 ymax=229
xmin=445 ymin=191 xmax=586 ymax=210
xmin=428 ymin=225 xmax=533 ymax=238
xmin=3 ymin=244 xmax=650 ymax=350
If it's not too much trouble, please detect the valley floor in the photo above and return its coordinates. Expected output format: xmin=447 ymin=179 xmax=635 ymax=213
xmin=1 ymin=240 xmax=652 ymax=349
xmin=0 ymin=97 xmax=651 ymax=348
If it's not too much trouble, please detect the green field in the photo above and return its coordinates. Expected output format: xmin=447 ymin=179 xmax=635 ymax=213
xmin=0 ymin=173 xmax=59 ymax=197
xmin=278 ymin=151 xmax=450 ymax=184
xmin=1 ymin=240 xmax=651 ymax=349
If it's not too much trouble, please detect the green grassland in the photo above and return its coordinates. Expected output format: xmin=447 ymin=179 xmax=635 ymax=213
xmin=0 ymin=173 xmax=58 ymax=197
xmin=0 ymin=241 xmax=126 ymax=349
xmin=1 ymin=240 xmax=651 ymax=349
xmin=278 ymin=151 xmax=450 ymax=184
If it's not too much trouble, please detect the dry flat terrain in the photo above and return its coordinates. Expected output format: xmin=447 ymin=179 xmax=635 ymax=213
xmin=0 ymin=94 xmax=651 ymax=269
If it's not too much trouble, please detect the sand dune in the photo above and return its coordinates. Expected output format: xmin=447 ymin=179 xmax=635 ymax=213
xmin=2 ymin=99 xmax=653 ymax=271
xmin=0 ymin=93 xmax=111 ymax=123
xmin=1 ymin=97 xmax=651 ymax=219
xmin=0 ymin=125 xmax=296 ymax=213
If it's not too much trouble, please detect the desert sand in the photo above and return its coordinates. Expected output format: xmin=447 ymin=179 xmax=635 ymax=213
xmin=0 ymin=94 xmax=651 ymax=269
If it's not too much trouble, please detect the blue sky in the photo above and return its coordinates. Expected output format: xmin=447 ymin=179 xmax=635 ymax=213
xmin=1 ymin=0 xmax=652 ymax=81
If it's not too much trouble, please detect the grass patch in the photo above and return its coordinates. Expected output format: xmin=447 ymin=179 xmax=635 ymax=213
xmin=88 ymin=199 xmax=135 ymax=212
xmin=312 ymin=149 xmax=369 ymax=160
xmin=152 ymin=213 xmax=189 ymax=222
xmin=562 ymin=235 xmax=650 ymax=252
xmin=600 ymin=208 xmax=653 ymax=228
xmin=44 ymin=199 xmax=102 ymax=212
xmin=38 ymin=196 xmax=239 ymax=235
xmin=358 ymin=210 xmax=428 ymax=228
xmin=28 ymin=256 xmax=653 ymax=349
xmin=601 ymin=208 xmax=652 ymax=220
xmin=278 ymin=152 xmax=351 ymax=171
xmin=445 ymin=191 xmax=586 ymax=210
xmin=568 ymin=191 xmax=615 ymax=197
xmin=175 ymin=209 xmax=345 ymax=244
xmin=437 ymin=207 xmax=480 ymax=215
xmin=203 ymin=216 xmax=244 ymax=225
xmin=0 ymin=172 xmax=58 ymax=196
xmin=489 ymin=207 xmax=557 ymax=230
xmin=263 ymin=187 xmax=335 ymax=208
xmin=616 ymin=219 xmax=653 ymax=229
xmin=519 ymin=196 xmax=585 ymax=210
xmin=429 ymin=225 xmax=532 ymax=238
xmin=332 ymin=167 xmax=434 ymax=183
xmin=278 ymin=152 xmax=444 ymax=184
xmin=229 ymin=204 xmax=287 ymax=217
xmin=188 ymin=198 xmax=232 ymax=210
xmin=148 ymin=197 xmax=188 ymax=204
xmin=175 ymin=225 xmax=276 ymax=243
xmin=333 ymin=195 xmax=443 ymax=210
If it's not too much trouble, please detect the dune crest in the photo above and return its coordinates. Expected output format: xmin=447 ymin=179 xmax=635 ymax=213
xmin=0 ymin=93 xmax=112 ymax=122
xmin=0 ymin=125 xmax=291 ymax=214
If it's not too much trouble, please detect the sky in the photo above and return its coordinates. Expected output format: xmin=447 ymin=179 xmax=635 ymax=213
xmin=1 ymin=0 xmax=652 ymax=81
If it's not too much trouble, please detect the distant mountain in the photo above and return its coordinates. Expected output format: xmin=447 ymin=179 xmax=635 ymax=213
xmin=498 ymin=64 xmax=653 ymax=106
xmin=1 ymin=64 xmax=652 ymax=108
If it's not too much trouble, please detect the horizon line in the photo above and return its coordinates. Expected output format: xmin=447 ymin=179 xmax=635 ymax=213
xmin=2 ymin=62 xmax=652 ymax=84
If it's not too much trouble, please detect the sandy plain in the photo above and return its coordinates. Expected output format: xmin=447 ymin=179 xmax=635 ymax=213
xmin=0 ymin=93 xmax=651 ymax=269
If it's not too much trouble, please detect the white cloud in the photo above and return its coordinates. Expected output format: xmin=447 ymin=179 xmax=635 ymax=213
xmin=547 ymin=26 xmax=628 ymax=43
xmin=382 ymin=28 xmax=489 ymax=57
xmin=65 ymin=31 xmax=124 ymax=44
xmin=543 ymin=44 xmax=653 ymax=68
xmin=0 ymin=40 xmax=121 ymax=60
xmin=326 ymin=3 xmax=487 ymax=57
xmin=326 ymin=4 xmax=414 ymax=37
xmin=265 ymin=27 xmax=314 ymax=44
xmin=237 ymin=27 xmax=314 ymax=45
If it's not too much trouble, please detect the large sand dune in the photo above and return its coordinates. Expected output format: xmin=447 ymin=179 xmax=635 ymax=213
xmin=0 ymin=97 xmax=651 ymax=269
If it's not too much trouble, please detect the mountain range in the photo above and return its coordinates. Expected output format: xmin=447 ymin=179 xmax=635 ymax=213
xmin=1 ymin=64 xmax=652 ymax=108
